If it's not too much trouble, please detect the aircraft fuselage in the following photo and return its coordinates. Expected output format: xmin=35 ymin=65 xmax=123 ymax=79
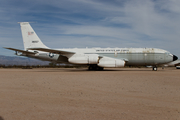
xmin=25 ymin=47 xmax=175 ymax=66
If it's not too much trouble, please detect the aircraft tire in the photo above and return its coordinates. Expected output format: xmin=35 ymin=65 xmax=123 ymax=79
xmin=96 ymin=66 xmax=104 ymax=71
xmin=88 ymin=66 xmax=93 ymax=71
xmin=153 ymin=67 xmax=157 ymax=71
xmin=88 ymin=65 xmax=104 ymax=71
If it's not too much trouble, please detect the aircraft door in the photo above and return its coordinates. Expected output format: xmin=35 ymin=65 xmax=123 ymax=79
xmin=114 ymin=51 xmax=118 ymax=57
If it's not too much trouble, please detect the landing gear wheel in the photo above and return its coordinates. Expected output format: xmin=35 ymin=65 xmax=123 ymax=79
xmin=97 ymin=66 xmax=104 ymax=71
xmin=88 ymin=66 xmax=93 ymax=71
xmin=88 ymin=65 xmax=104 ymax=71
xmin=152 ymin=67 xmax=157 ymax=71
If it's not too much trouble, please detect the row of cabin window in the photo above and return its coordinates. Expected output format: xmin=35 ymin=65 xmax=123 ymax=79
xmin=96 ymin=50 xmax=129 ymax=52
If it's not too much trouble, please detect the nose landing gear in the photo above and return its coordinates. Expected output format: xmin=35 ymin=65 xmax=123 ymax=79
xmin=152 ymin=66 xmax=157 ymax=71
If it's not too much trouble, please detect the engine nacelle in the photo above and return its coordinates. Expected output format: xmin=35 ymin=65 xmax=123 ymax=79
xmin=15 ymin=51 xmax=22 ymax=56
xmin=68 ymin=54 xmax=125 ymax=67
xmin=98 ymin=57 xmax=125 ymax=68
xmin=88 ymin=54 xmax=99 ymax=64
xmin=68 ymin=54 xmax=88 ymax=64
xmin=68 ymin=54 xmax=99 ymax=64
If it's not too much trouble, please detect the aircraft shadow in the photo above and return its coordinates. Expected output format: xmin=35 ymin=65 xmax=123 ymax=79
xmin=32 ymin=68 xmax=155 ymax=72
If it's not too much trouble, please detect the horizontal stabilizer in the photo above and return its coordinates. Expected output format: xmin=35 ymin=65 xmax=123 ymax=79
xmin=4 ymin=47 xmax=36 ymax=55
xmin=29 ymin=48 xmax=75 ymax=54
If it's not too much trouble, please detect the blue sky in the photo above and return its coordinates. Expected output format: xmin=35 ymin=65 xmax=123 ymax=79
xmin=0 ymin=0 xmax=180 ymax=57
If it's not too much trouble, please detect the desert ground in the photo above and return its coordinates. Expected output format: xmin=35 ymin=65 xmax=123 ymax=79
xmin=0 ymin=67 xmax=179 ymax=120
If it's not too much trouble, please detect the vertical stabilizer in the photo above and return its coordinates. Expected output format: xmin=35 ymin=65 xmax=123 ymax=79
xmin=19 ymin=22 xmax=48 ymax=50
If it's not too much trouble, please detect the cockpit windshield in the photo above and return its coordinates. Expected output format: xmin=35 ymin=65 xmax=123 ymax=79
xmin=165 ymin=52 xmax=173 ymax=57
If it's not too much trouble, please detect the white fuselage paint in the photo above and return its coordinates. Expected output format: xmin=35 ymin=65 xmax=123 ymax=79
xmin=26 ymin=47 xmax=174 ymax=66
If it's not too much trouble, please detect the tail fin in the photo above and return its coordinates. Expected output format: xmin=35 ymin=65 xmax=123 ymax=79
xmin=19 ymin=22 xmax=48 ymax=50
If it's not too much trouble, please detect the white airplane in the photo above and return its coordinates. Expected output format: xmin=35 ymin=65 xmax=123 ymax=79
xmin=4 ymin=22 xmax=178 ymax=71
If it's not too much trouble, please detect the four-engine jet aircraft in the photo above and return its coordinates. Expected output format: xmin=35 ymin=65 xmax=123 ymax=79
xmin=4 ymin=22 xmax=178 ymax=71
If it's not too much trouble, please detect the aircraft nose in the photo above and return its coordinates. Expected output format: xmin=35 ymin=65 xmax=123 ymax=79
xmin=173 ymin=55 xmax=178 ymax=61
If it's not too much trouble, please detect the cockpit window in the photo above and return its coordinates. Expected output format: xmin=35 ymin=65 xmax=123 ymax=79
xmin=166 ymin=52 xmax=173 ymax=56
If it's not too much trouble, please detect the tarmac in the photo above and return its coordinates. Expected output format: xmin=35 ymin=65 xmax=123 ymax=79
xmin=0 ymin=67 xmax=180 ymax=120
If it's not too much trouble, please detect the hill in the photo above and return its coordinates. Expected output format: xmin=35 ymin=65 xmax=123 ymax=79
xmin=0 ymin=55 xmax=49 ymax=66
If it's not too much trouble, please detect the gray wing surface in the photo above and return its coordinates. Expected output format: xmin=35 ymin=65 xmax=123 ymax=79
xmin=4 ymin=47 xmax=36 ymax=55
xmin=29 ymin=48 xmax=75 ymax=54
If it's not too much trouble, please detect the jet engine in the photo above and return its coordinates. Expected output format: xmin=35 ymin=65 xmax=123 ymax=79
xmin=68 ymin=54 xmax=125 ymax=68
xmin=15 ymin=51 xmax=22 ymax=56
xmin=68 ymin=54 xmax=99 ymax=64
xmin=98 ymin=57 xmax=125 ymax=68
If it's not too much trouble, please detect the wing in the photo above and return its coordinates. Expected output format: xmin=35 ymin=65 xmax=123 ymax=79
xmin=4 ymin=47 xmax=36 ymax=55
xmin=29 ymin=48 xmax=75 ymax=54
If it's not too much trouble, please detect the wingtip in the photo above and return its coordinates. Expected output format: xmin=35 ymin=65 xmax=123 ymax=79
xmin=3 ymin=47 xmax=8 ymax=49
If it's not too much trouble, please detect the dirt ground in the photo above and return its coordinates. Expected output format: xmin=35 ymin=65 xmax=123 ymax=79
xmin=0 ymin=67 xmax=179 ymax=120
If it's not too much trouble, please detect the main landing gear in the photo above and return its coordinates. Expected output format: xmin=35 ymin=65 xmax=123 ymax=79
xmin=88 ymin=65 xmax=104 ymax=71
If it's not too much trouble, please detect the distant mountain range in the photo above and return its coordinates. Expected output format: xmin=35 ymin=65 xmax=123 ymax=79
xmin=0 ymin=55 xmax=49 ymax=66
